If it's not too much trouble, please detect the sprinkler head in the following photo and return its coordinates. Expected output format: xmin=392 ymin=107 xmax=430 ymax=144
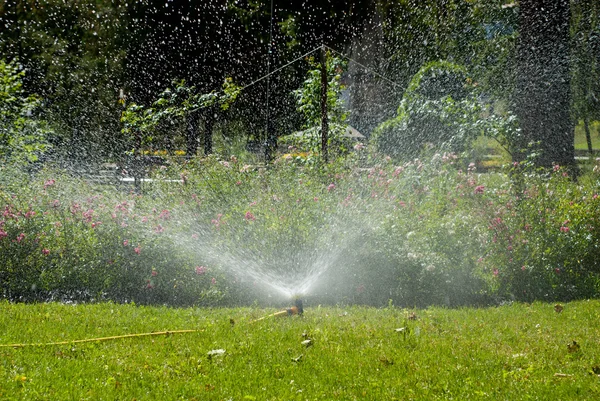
xmin=284 ymin=296 xmax=303 ymax=316
xmin=294 ymin=297 xmax=304 ymax=315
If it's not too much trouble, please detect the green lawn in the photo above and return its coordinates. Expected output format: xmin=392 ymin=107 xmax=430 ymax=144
xmin=1 ymin=301 xmax=600 ymax=400
xmin=575 ymin=120 xmax=600 ymax=151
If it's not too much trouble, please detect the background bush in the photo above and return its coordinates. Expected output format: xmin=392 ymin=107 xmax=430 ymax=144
xmin=1 ymin=153 xmax=600 ymax=307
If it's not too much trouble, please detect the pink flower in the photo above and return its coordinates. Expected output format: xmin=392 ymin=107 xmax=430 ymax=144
xmin=191 ymin=233 xmax=199 ymax=240
xmin=522 ymin=265 xmax=526 ymax=271
xmin=154 ymin=224 xmax=164 ymax=233
xmin=553 ymin=164 xmax=560 ymax=172
xmin=474 ymin=185 xmax=485 ymax=194
xmin=123 ymin=240 xmax=129 ymax=246
xmin=51 ymin=199 xmax=60 ymax=208
xmin=493 ymin=269 xmax=499 ymax=277
xmin=555 ymin=268 xmax=561 ymax=275
xmin=327 ymin=183 xmax=336 ymax=192
xmin=195 ymin=266 xmax=207 ymax=275
xmin=560 ymin=226 xmax=570 ymax=233
xmin=24 ymin=210 xmax=36 ymax=219
xmin=42 ymin=248 xmax=50 ymax=255
xmin=16 ymin=233 xmax=25 ymax=243
xmin=134 ymin=246 xmax=141 ymax=255
xmin=44 ymin=179 xmax=55 ymax=189
xmin=82 ymin=209 xmax=94 ymax=223
xmin=0 ymin=230 xmax=7 ymax=239
xmin=353 ymin=143 xmax=365 ymax=151
xmin=244 ymin=211 xmax=256 ymax=221
xmin=151 ymin=270 xmax=158 ymax=277
xmin=158 ymin=209 xmax=170 ymax=220
xmin=211 ymin=277 xmax=216 ymax=285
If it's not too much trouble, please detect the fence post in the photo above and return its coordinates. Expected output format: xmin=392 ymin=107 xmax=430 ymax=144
xmin=320 ymin=46 xmax=329 ymax=163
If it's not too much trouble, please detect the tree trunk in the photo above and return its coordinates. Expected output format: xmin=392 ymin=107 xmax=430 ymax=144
xmin=514 ymin=0 xmax=575 ymax=169
xmin=584 ymin=117 xmax=593 ymax=155
xmin=186 ymin=111 xmax=199 ymax=158
xmin=203 ymin=110 xmax=214 ymax=156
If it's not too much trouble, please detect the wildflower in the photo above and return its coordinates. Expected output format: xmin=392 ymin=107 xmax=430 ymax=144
xmin=82 ymin=209 xmax=94 ymax=223
xmin=191 ymin=233 xmax=199 ymax=240
xmin=91 ymin=221 xmax=102 ymax=229
xmin=211 ymin=277 xmax=217 ymax=285
xmin=493 ymin=269 xmax=499 ymax=277
xmin=151 ymin=270 xmax=158 ymax=277
xmin=0 ymin=230 xmax=8 ymax=240
xmin=327 ymin=183 xmax=336 ymax=192
xmin=158 ymin=209 xmax=170 ymax=220
xmin=16 ymin=233 xmax=25 ymax=243
xmin=236 ymin=181 xmax=242 ymax=185
xmin=553 ymin=164 xmax=560 ymax=172
xmin=42 ymin=248 xmax=50 ymax=256
xmin=154 ymin=224 xmax=164 ymax=233
xmin=43 ymin=179 xmax=55 ymax=189
xmin=474 ymin=185 xmax=485 ymax=194
xmin=134 ymin=246 xmax=141 ymax=255
xmin=392 ymin=167 xmax=404 ymax=177
xmin=123 ymin=240 xmax=129 ymax=246
xmin=353 ymin=143 xmax=365 ymax=151
xmin=560 ymin=226 xmax=569 ymax=233
xmin=220 ymin=161 xmax=230 ymax=168
xmin=195 ymin=266 xmax=207 ymax=275
xmin=51 ymin=200 xmax=60 ymax=208
xmin=244 ymin=211 xmax=256 ymax=221
xmin=522 ymin=265 xmax=526 ymax=271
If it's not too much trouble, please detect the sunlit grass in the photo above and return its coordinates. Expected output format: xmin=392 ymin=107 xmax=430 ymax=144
xmin=1 ymin=301 xmax=599 ymax=400
xmin=575 ymin=120 xmax=600 ymax=151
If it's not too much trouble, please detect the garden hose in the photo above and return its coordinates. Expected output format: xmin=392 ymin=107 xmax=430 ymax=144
xmin=0 ymin=299 xmax=304 ymax=348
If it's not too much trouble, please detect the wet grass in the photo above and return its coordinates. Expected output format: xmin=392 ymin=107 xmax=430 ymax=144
xmin=1 ymin=300 xmax=600 ymax=400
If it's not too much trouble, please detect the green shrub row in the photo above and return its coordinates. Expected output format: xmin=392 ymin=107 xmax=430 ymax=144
xmin=1 ymin=153 xmax=600 ymax=306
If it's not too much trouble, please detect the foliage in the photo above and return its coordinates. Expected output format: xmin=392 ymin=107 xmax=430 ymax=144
xmin=120 ymin=78 xmax=241 ymax=152
xmin=373 ymin=60 xmax=521 ymax=160
xmin=2 ymin=301 xmax=600 ymax=399
xmin=2 ymin=149 xmax=600 ymax=306
xmin=480 ymin=159 xmax=600 ymax=302
xmin=0 ymin=60 xmax=52 ymax=164
xmin=372 ymin=61 xmax=479 ymax=158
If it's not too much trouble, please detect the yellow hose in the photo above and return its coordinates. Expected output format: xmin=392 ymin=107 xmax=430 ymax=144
xmin=1 ymin=306 xmax=300 ymax=348
xmin=0 ymin=329 xmax=204 ymax=348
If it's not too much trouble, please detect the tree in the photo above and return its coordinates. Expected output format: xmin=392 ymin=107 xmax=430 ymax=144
xmin=514 ymin=0 xmax=575 ymax=169
xmin=0 ymin=59 xmax=52 ymax=164
xmin=571 ymin=0 xmax=600 ymax=155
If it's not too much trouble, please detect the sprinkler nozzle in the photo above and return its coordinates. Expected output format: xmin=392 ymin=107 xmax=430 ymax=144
xmin=284 ymin=297 xmax=303 ymax=316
